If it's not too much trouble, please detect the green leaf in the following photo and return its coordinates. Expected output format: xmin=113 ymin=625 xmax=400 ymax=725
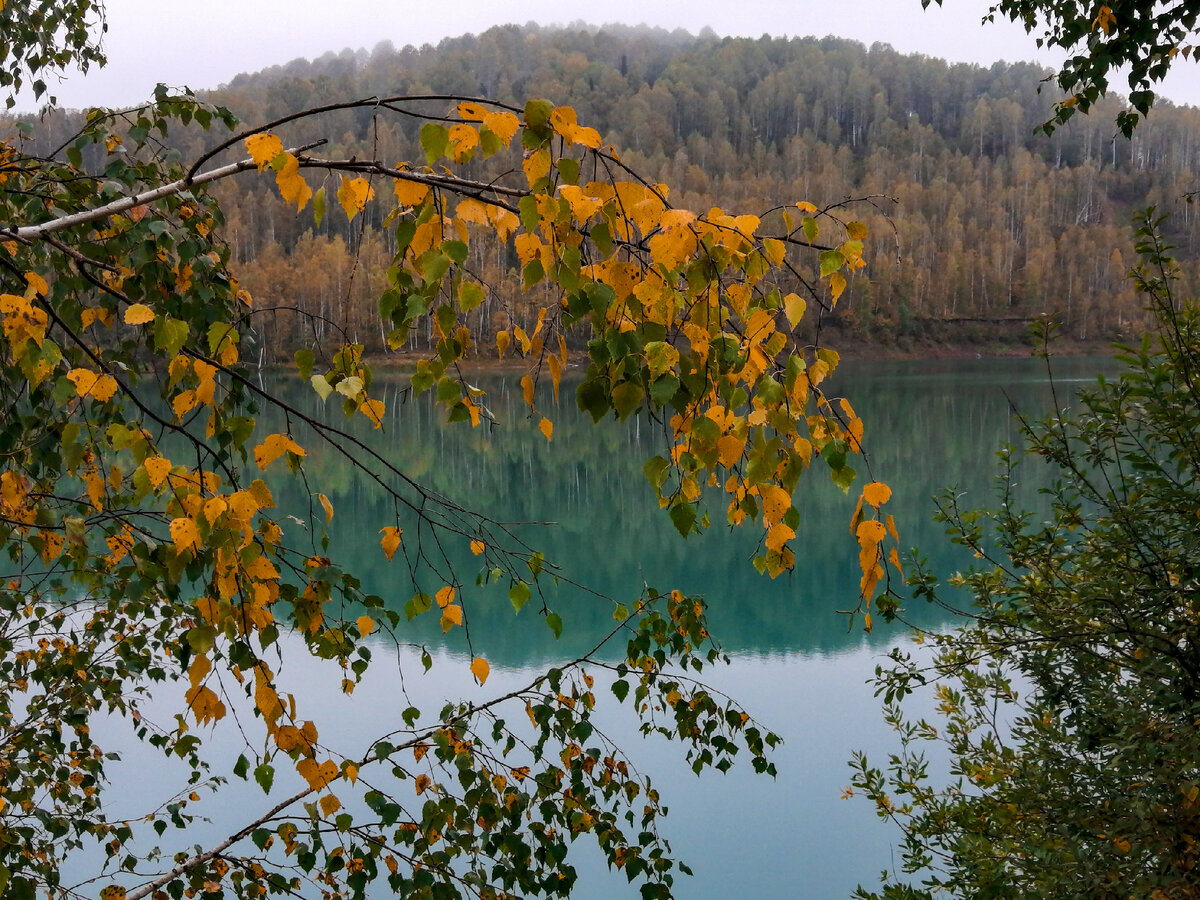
xmin=611 ymin=382 xmax=644 ymax=421
xmin=153 ymin=316 xmax=190 ymax=357
xmin=643 ymin=455 xmax=670 ymax=492
xmin=545 ymin=611 xmax=563 ymax=639
xmin=611 ymin=680 xmax=630 ymax=702
xmin=405 ymin=592 xmax=432 ymax=621
xmin=509 ymin=582 xmax=531 ymax=613
xmin=294 ymin=348 xmax=314 ymax=380
xmin=254 ymin=762 xmax=274 ymax=794
xmin=313 ymin=186 xmax=326 ymax=226
xmin=669 ymin=499 xmax=697 ymax=537
xmin=419 ymin=122 xmax=449 ymax=165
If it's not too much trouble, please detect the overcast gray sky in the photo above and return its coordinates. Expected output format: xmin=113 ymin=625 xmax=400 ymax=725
xmin=23 ymin=0 xmax=1200 ymax=112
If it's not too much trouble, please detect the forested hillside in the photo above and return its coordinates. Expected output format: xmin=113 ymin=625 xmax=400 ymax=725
xmin=25 ymin=24 xmax=1200 ymax=358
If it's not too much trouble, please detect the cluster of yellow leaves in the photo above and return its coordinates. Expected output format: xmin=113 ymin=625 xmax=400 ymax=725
xmin=0 ymin=272 xmax=49 ymax=362
xmin=246 ymin=133 xmax=311 ymax=210
xmin=850 ymin=481 xmax=902 ymax=628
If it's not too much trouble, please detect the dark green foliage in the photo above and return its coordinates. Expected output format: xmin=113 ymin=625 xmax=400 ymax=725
xmin=927 ymin=0 xmax=1199 ymax=134
xmin=852 ymin=210 xmax=1200 ymax=897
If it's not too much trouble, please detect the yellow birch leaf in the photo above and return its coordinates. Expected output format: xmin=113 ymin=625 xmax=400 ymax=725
xmin=318 ymin=493 xmax=334 ymax=524
xmin=66 ymin=368 xmax=99 ymax=397
xmin=539 ymin=417 xmax=553 ymax=442
xmin=143 ymin=456 xmax=171 ymax=488
xmin=169 ymin=517 xmax=201 ymax=555
xmin=783 ymin=293 xmax=807 ymax=329
xmin=394 ymin=178 xmax=430 ymax=207
xmin=184 ymin=684 xmax=226 ymax=725
xmin=297 ymin=758 xmax=338 ymax=791
xmin=85 ymin=469 xmax=105 ymax=511
xmin=862 ymin=482 xmax=892 ymax=508
xmin=717 ymin=434 xmax=745 ymax=469
xmin=523 ymin=148 xmax=551 ymax=187
xmin=456 ymin=197 xmax=490 ymax=226
xmin=202 ymin=496 xmax=227 ymax=526
xmin=521 ymin=373 xmax=535 ymax=408
xmin=448 ymin=123 xmax=479 ymax=162
xmin=796 ymin=200 xmax=818 ymax=213
xmin=496 ymin=331 xmax=511 ymax=359
xmin=379 ymin=526 xmax=402 ymax=561
xmin=760 ymin=484 xmax=791 ymax=526
xmin=188 ymin=652 xmax=211 ymax=688
xmin=37 ymin=530 xmax=64 ymax=563
xmin=441 ymin=604 xmax=463 ymax=631
xmin=319 ymin=794 xmax=341 ymax=817
xmin=763 ymin=238 xmax=786 ymax=267
xmin=482 ymin=110 xmax=519 ymax=146
xmin=245 ymin=133 xmax=283 ymax=171
xmin=23 ymin=271 xmax=48 ymax=297
xmin=765 ymin=522 xmax=795 ymax=553
xmin=845 ymin=221 xmax=869 ymax=240
xmin=572 ymin=125 xmax=602 ymax=148
xmin=548 ymin=353 xmax=562 ymax=403
xmin=470 ymin=657 xmax=490 ymax=685
xmin=488 ymin=205 xmax=519 ymax=240
xmin=356 ymin=615 xmax=375 ymax=636
xmin=457 ymin=100 xmax=488 ymax=121
xmin=830 ymin=271 xmax=847 ymax=303
xmin=344 ymin=763 xmax=358 ymax=783
xmin=123 ymin=303 xmax=155 ymax=325
xmin=414 ymin=773 xmax=432 ymax=795
xmin=886 ymin=513 xmax=899 ymax=542
xmin=337 ymin=176 xmax=374 ymax=221
xmin=253 ymin=434 xmax=306 ymax=470
xmin=275 ymin=154 xmax=312 ymax=210
xmin=470 ymin=539 xmax=485 ymax=556
xmin=359 ymin=397 xmax=385 ymax=429
xmin=889 ymin=546 xmax=903 ymax=574
xmin=435 ymin=586 xmax=456 ymax=608
xmin=100 ymin=886 xmax=127 ymax=900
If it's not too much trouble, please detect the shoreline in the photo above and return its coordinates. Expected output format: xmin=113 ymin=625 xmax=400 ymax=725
xmin=304 ymin=337 xmax=1120 ymax=377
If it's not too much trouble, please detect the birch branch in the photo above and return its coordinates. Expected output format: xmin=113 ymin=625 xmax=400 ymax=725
xmin=1 ymin=140 xmax=327 ymax=242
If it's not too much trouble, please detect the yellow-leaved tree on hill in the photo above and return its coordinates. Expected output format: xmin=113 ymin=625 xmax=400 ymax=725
xmin=0 ymin=3 xmax=898 ymax=899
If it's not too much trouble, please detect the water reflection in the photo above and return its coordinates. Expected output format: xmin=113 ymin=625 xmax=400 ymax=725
xmin=86 ymin=356 xmax=1113 ymax=899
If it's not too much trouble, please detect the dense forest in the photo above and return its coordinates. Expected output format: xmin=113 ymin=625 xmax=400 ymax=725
xmin=21 ymin=24 xmax=1200 ymax=358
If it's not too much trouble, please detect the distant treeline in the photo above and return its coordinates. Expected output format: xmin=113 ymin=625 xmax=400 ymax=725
xmin=19 ymin=24 xmax=1200 ymax=358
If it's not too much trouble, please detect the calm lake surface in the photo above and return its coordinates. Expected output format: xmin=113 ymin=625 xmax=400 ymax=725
xmin=92 ymin=355 xmax=1115 ymax=899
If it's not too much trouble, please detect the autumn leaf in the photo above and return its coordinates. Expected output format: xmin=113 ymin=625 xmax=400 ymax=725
xmin=521 ymin=373 xmax=535 ymax=408
xmin=356 ymin=615 xmax=375 ymax=636
xmin=169 ymin=517 xmax=201 ymax=555
xmin=862 ymin=482 xmax=892 ymax=508
xmin=414 ymin=774 xmax=432 ymax=795
xmin=337 ymin=176 xmax=374 ymax=221
xmin=275 ymin=153 xmax=312 ymax=210
xmin=245 ymin=133 xmax=283 ymax=170
xmin=394 ymin=178 xmax=430 ymax=207
xmin=317 ymin=493 xmax=334 ymax=524
xmin=470 ymin=539 xmax=485 ymax=556
xmin=319 ymin=794 xmax=341 ymax=817
xmin=441 ymin=604 xmax=463 ymax=632
xmin=253 ymin=433 xmax=306 ymax=470
xmin=539 ymin=417 xmax=553 ymax=442
xmin=123 ymin=303 xmax=155 ymax=325
xmin=482 ymin=110 xmax=520 ymax=146
xmin=765 ymin=522 xmax=795 ymax=553
xmin=760 ymin=484 xmax=791 ymax=526
xmin=435 ymin=586 xmax=456 ymax=608
xmin=470 ymin=656 xmax=490 ymax=685
xmin=379 ymin=526 xmax=402 ymax=560
xmin=184 ymin=683 xmax=226 ymax=725
xmin=297 ymin=758 xmax=338 ymax=791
